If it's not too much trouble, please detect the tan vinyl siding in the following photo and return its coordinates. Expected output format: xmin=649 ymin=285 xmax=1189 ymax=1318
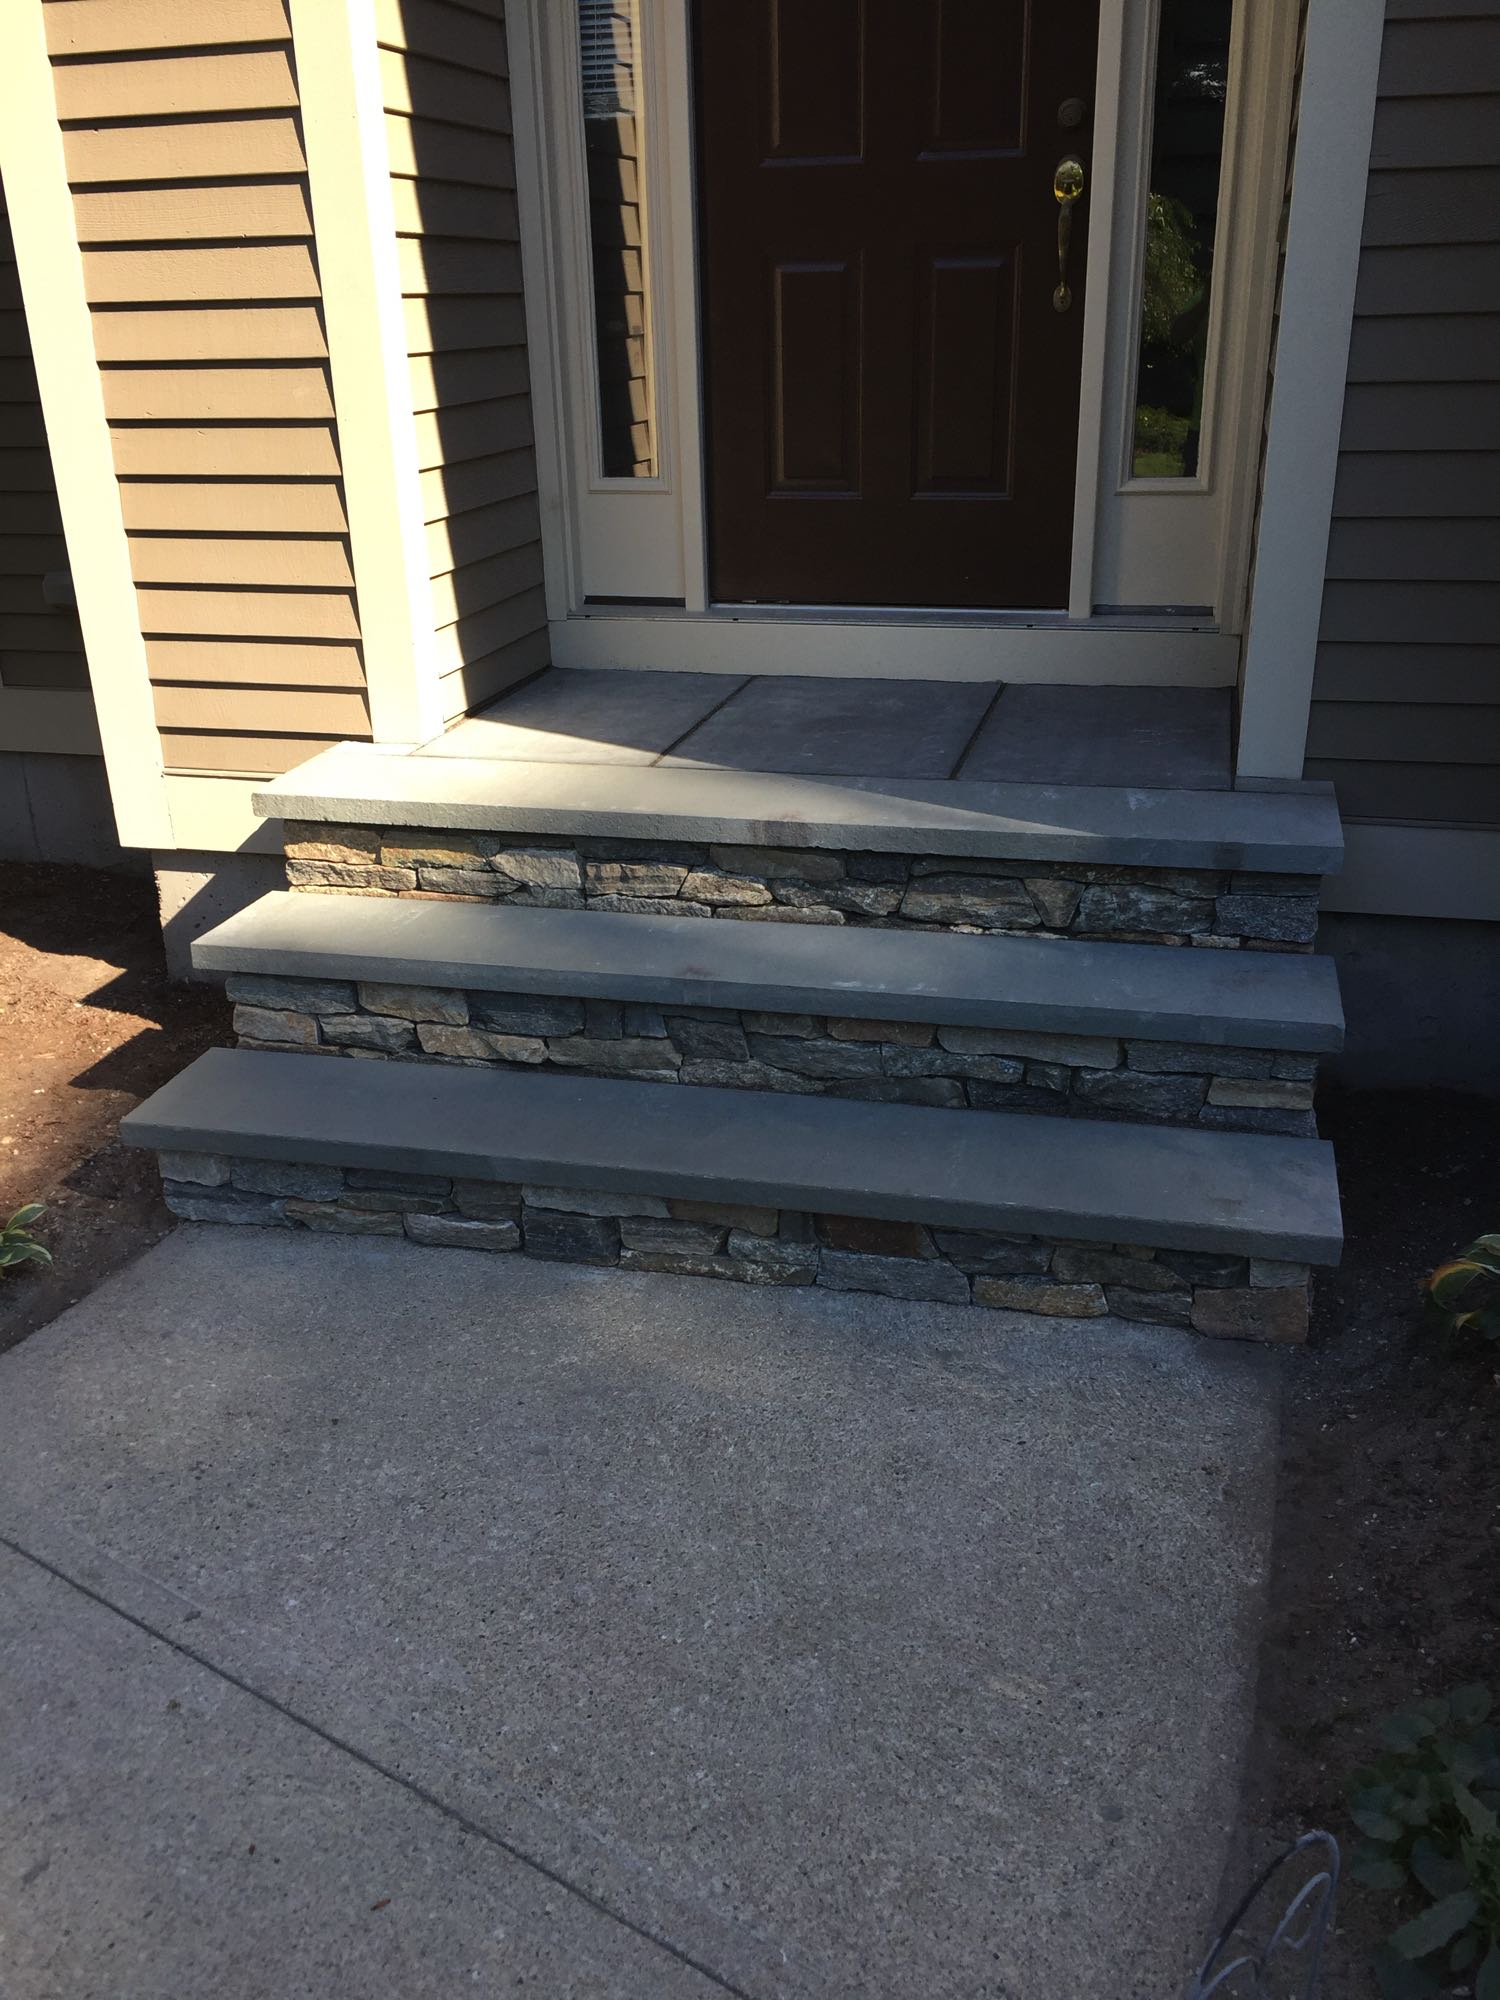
xmin=1306 ymin=0 xmax=1500 ymax=827
xmin=381 ymin=0 xmax=548 ymax=723
xmin=44 ymin=0 xmax=371 ymax=777
xmin=0 ymin=175 xmax=92 ymax=699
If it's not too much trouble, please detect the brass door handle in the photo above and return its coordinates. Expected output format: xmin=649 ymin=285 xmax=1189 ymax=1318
xmin=1053 ymin=155 xmax=1085 ymax=312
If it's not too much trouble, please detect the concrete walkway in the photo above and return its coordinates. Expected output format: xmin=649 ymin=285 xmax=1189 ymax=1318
xmin=0 ymin=1228 xmax=1279 ymax=1998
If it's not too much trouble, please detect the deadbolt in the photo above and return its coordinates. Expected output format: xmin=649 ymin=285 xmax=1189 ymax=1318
xmin=1057 ymin=96 xmax=1087 ymax=129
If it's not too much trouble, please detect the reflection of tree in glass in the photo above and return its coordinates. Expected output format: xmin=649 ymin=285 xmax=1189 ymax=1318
xmin=1140 ymin=192 xmax=1201 ymax=346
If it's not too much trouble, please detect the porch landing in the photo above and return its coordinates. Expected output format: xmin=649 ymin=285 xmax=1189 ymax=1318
xmin=420 ymin=669 xmax=1234 ymax=790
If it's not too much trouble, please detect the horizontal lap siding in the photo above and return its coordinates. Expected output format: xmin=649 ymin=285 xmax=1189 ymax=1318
xmin=0 ymin=180 xmax=91 ymax=696
xmin=1307 ymin=2 xmax=1500 ymax=827
xmin=381 ymin=0 xmax=547 ymax=725
xmin=45 ymin=2 xmax=370 ymax=776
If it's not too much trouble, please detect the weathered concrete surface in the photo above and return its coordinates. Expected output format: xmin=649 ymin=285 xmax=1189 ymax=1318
xmin=0 ymin=1229 xmax=1281 ymax=1999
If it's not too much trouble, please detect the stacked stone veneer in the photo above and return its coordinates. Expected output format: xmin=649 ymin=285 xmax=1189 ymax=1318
xmin=283 ymin=825 xmax=1321 ymax=951
xmin=229 ymin=973 xmax=1319 ymax=1137
xmin=159 ymin=1152 xmax=1313 ymax=1343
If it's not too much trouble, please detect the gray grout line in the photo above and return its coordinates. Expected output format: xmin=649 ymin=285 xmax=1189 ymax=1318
xmin=651 ymin=674 xmax=754 ymax=764
xmin=0 ymin=1530 xmax=755 ymax=2000
xmin=948 ymin=682 xmax=1008 ymax=781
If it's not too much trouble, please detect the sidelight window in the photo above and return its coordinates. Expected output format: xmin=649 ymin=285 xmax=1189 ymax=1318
xmin=577 ymin=0 xmax=658 ymax=478
xmin=1129 ymin=0 xmax=1233 ymax=480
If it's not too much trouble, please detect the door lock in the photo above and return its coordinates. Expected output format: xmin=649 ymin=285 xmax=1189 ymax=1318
xmin=1052 ymin=156 xmax=1086 ymax=312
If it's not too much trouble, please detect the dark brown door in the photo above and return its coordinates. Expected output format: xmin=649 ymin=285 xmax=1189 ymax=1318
xmin=694 ymin=0 xmax=1099 ymax=609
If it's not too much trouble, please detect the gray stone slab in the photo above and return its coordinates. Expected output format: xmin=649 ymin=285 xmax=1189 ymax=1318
xmin=415 ymin=667 xmax=743 ymax=765
xmin=0 ymin=1545 xmax=720 ymax=1998
xmin=195 ymin=890 xmax=1346 ymax=1051
xmin=0 ymin=1228 xmax=1282 ymax=1998
xmin=122 ymin=1047 xmax=1344 ymax=1260
xmin=961 ymin=684 xmax=1233 ymax=789
xmin=257 ymin=743 xmax=1345 ymax=873
xmin=659 ymin=674 xmax=997 ymax=778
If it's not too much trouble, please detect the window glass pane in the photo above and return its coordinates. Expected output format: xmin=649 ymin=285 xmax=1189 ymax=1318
xmin=1131 ymin=0 xmax=1232 ymax=479
xmin=578 ymin=0 xmax=656 ymax=478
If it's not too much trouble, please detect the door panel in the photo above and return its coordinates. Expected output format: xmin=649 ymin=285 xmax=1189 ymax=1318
xmin=695 ymin=0 xmax=1100 ymax=608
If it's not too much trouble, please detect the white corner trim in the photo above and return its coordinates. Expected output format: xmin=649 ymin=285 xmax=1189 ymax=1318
xmin=162 ymin=774 xmax=286 ymax=856
xmin=1322 ymin=825 xmax=1500 ymax=923
xmin=1235 ymin=0 xmax=1386 ymax=781
xmin=290 ymin=0 xmax=443 ymax=745
xmin=0 ymin=2 xmax=171 ymax=846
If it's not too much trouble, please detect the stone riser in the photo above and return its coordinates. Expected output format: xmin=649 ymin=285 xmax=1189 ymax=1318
xmin=158 ymin=1151 xmax=1313 ymax=1344
xmin=284 ymin=824 xmax=1321 ymax=952
xmin=227 ymin=972 xmax=1320 ymax=1136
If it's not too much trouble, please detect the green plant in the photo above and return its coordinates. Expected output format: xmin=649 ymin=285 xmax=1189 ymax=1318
xmin=1426 ymin=1236 xmax=1500 ymax=1344
xmin=1348 ymin=1684 xmax=1500 ymax=1996
xmin=1139 ymin=191 xmax=1202 ymax=346
xmin=0 ymin=1203 xmax=51 ymax=1274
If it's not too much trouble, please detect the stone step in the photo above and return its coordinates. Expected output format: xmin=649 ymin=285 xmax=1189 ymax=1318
xmin=257 ymin=744 xmax=1343 ymax=876
xmin=198 ymin=892 xmax=1339 ymax=1134
xmin=123 ymin=1048 xmax=1342 ymax=1342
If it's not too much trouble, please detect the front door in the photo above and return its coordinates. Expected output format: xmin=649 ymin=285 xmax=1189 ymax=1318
xmin=694 ymin=1 xmax=1100 ymax=610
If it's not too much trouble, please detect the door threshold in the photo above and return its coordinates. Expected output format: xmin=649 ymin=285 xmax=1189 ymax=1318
xmin=573 ymin=603 xmax=1219 ymax=633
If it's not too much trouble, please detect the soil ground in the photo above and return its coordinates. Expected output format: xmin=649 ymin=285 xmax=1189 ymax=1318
xmin=1 ymin=863 xmax=1496 ymax=1992
xmin=0 ymin=861 xmax=225 ymax=1355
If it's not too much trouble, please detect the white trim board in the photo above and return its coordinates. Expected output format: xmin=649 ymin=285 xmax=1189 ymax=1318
xmin=548 ymin=616 xmax=1239 ymax=684
xmin=1321 ymin=826 xmax=1500 ymax=925
xmin=0 ymin=4 xmax=170 ymax=846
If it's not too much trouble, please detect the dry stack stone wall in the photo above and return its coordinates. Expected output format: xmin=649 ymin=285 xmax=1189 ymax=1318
xmin=159 ymin=1150 xmax=1313 ymax=1343
xmin=283 ymin=825 xmax=1322 ymax=951
xmin=229 ymin=972 xmax=1319 ymax=1136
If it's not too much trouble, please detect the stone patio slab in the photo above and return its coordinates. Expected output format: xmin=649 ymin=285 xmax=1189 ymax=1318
xmin=961 ymin=685 xmax=1233 ymax=789
xmin=660 ymin=674 xmax=998 ymax=778
xmin=417 ymin=668 xmax=744 ymax=765
xmin=0 ymin=1229 xmax=1280 ymax=1999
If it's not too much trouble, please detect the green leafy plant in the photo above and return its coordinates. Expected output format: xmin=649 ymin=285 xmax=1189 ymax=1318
xmin=0 ymin=1203 xmax=51 ymax=1274
xmin=1426 ymin=1235 xmax=1500 ymax=1344
xmin=1348 ymin=1684 xmax=1500 ymax=1997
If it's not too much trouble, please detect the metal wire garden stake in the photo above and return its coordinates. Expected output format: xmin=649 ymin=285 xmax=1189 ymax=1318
xmin=1188 ymin=1831 xmax=1340 ymax=1999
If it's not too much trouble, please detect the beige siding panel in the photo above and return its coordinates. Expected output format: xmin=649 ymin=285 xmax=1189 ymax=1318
xmin=408 ymin=345 xmax=528 ymax=413
xmin=379 ymin=48 xmax=510 ymax=128
xmin=153 ymin=683 xmax=369 ymax=735
xmin=1305 ymin=757 xmax=1500 ymax=823
xmin=1345 ymin=315 xmax=1500 ymax=382
xmin=1370 ymin=94 xmax=1500 ymax=169
xmin=1321 ymin=580 xmax=1500 ymax=645
xmin=103 ymin=364 xmax=333 ymax=421
xmin=1306 ymin=702 xmax=1500 ymax=764
xmin=0 ymin=489 xmax=63 ymax=533
xmin=1355 ymin=244 xmax=1500 ymax=316
xmin=109 ymin=425 xmax=342 ymax=477
xmin=129 ymin=535 xmax=353 ymax=587
xmin=1377 ymin=17 xmax=1500 ymax=91
xmin=71 ymin=181 xmax=314 ymax=246
xmin=52 ymin=49 xmax=299 ymax=120
xmin=159 ymin=731 xmax=345 ymax=774
xmin=1 ymin=651 xmax=93 ymax=690
xmin=432 ymin=585 xmax=546 ymax=670
xmin=45 ymin=0 xmax=292 ymax=56
xmin=398 ymin=235 xmax=522 ymax=298
xmin=0 ymin=448 xmax=74 ymax=492
xmin=384 ymin=114 xmax=514 ymax=187
xmin=1361 ymin=169 xmax=1500 ymax=248
xmin=375 ymin=0 xmax=507 ymax=73
xmin=1333 ymin=450 xmax=1500 ymax=517
xmin=0 ymin=532 xmax=70 ymax=572
xmin=82 ymin=244 xmax=320 ymax=304
xmin=414 ymin=396 xmax=531 ymax=472
xmin=147 ymin=637 xmax=365 ymax=686
xmin=439 ymin=625 xmax=550 ymax=722
xmin=122 ymin=481 xmax=347 ymax=533
xmin=390 ymin=178 xmax=518 ymax=241
xmin=419 ymin=446 xmax=536 ymax=522
xmin=1314 ymin=644 xmax=1499 ymax=703
xmin=428 ymin=544 xmax=543 ymax=627
xmin=63 ymin=116 xmax=307 ymax=184
xmin=1325 ymin=517 xmax=1499 ymax=581
xmin=90 ymin=305 xmax=328 ymax=363
xmin=0 ymin=405 xmax=50 ymax=449
xmin=135 ymin=586 xmax=360 ymax=639
xmin=403 ymin=293 xmax=526 ymax=354
xmin=0 ymin=613 xmax=91 ymax=653
xmin=426 ymin=493 xmax=540 ymax=576
xmin=1340 ymin=382 xmax=1500 ymax=452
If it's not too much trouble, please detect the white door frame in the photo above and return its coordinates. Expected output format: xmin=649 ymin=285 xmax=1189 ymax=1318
xmin=508 ymin=0 xmax=1308 ymax=684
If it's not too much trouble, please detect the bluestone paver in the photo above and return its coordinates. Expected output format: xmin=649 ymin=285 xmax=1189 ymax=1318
xmin=417 ymin=668 xmax=743 ymax=765
xmin=660 ymin=674 xmax=998 ymax=778
xmin=961 ymin=685 xmax=1233 ymax=790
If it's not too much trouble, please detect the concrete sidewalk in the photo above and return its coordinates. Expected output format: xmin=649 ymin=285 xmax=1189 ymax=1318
xmin=0 ymin=1228 xmax=1280 ymax=1998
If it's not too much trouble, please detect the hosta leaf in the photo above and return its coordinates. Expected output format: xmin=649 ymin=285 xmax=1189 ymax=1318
xmin=1476 ymin=1943 xmax=1500 ymax=2000
xmin=1451 ymin=1684 xmax=1495 ymax=1727
xmin=1385 ymin=1709 xmax=1441 ymax=1752
xmin=1410 ymin=1837 xmax=1469 ymax=1899
xmin=1351 ymin=1845 xmax=1409 ymax=1891
xmin=1375 ymin=1944 xmax=1443 ymax=1998
xmin=1451 ymin=1930 xmax=1480 ymax=1972
xmin=1391 ymin=1891 xmax=1480 ymax=1960
xmin=6 ymin=1203 xmax=45 ymax=1229
xmin=1454 ymin=1784 xmax=1500 ymax=1841
xmin=1352 ymin=1804 xmax=1404 ymax=1842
